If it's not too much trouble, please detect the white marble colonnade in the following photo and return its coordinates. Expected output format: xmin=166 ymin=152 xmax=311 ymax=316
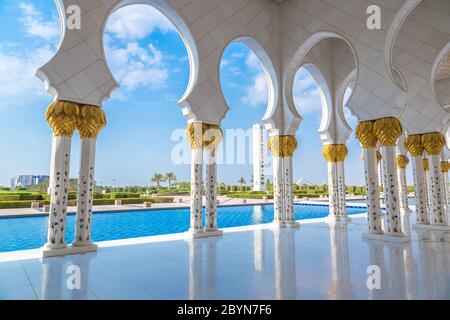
xmin=322 ymin=144 xmax=349 ymax=221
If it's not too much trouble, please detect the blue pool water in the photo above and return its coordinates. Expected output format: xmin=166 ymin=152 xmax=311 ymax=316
xmin=0 ymin=204 xmax=366 ymax=252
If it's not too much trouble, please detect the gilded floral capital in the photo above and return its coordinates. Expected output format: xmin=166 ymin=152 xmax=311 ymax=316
xmin=396 ymin=155 xmax=409 ymax=169
xmin=355 ymin=121 xmax=377 ymax=148
xmin=322 ymin=144 xmax=348 ymax=163
xmin=268 ymin=135 xmax=297 ymax=157
xmin=422 ymin=132 xmax=445 ymax=156
xmin=373 ymin=117 xmax=403 ymax=147
xmin=77 ymin=105 xmax=106 ymax=139
xmin=404 ymin=134 xmax=424 ymax=157
xmin=45 ymin=100 xmax=79 ymax=137
xmin=441 ymin=161 xmax=449 ymax=173
xmin=186 ymin=122 xmax=223 ymax=149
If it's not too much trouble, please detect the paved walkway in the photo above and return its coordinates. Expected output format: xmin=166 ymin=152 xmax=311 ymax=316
xmin=1 ymin=213 xmax=449 ymax=300
xmin=0 ymin=196 xmax=272 ymax=218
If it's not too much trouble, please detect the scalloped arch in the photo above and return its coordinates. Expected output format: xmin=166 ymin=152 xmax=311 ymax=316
xmin=103 ymin=0 xmax=199 ymax=109
xmin=283 ymin=31 xmax=359 ymax=129
xmin=218 ymin=36 xmax=279 ymax=131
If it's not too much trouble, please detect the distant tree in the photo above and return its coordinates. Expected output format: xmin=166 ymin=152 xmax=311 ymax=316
xmin=238 ymin=177 xmax=246 ymax=191
xmin=165 ymin=172 xmax=177 ymax=189
xmin=39 ymin=180 xmax=49 ymax=194
xmin=151 ymin=173 xmax=165 ymax=191
xmin=69 ymin=178 xmax=78 ymax=192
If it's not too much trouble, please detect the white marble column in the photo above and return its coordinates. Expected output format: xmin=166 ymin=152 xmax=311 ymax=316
xmin=283 ymin=156 xmax=298 ymax=227
xmin=323 ymin=144 xmax=348 ymax=221
xmin=42 ymin=101 xmax=78 ymax=257
xmin=403 ymin=135 xmax=427 ymax=224
xmin=411 ymin=156 xmax=429 ymax=224
xmin=440 ymin=161 xmax=449 ymax=212
xmin=374 ymin=118 xmax=408 ymax=241
xmin=272 ymin=155 xmax=284 ymax=224
xmin=268 ymin=135 xmax=298 ymax=228
xmin=205 ymin=148 xmax=222 ymax=236
xmin=190 ymin=148 xmax=203 ymax=234
xmin=423 ymin=157 xmax=432 ymax=211
xmin=44 ymin=136 xmax=72 ymax=253
xmin=356 ymin=121 xmax=383 ymax=236
xmin=378 ymin=151 xmax=385 ymax=206
xmin=396 ymin=155 xmax=411 ymax=214
xmin=72 ymin=138 xmax=97 ymax=252
xmin=428 ymin=154 xmax=448 ymax=226
xmin=327 ymin=162 xmax=339 ymax=216
xmin=422 ymin=133 xmax=449 ymax=229
xmin=362 ymin=147 xmax=383 ymax=235
xmin=380 ymin=146 xmax=404 ymax=236
xmin=186 ymin=122 xmax=206 ymax=237
xmin=72 ymin=105 xmax=106 ymax=253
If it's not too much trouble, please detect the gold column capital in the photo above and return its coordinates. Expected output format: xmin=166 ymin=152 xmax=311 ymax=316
xmin=423 ymin=158 xmax=429 ymax=171
xmin=45 ymin=100 xmax=79 ymax=137
xmin=77 ymin=105 xmax=106 ymax=139
xmin=422 ymin=132 xmax=445 ymax=155
xmin=404 ymin=134 xmax=424 ymax=157
xmin=322 ymin=144 xmax=348 ymax=162
xmin=355 ymin=121 xmax=377 ymax=148
xmin=373 ymin=117 xmax=403 ymax=146
xmin=441 ymin=161 xmax=449 ymax=173
xmin=396 ymin=155 xmax=409 ymax=169
xmin=186 ymin=122 xmax=223 ymax=149
xmin=268 ymin=135 xmax=297 ymax=157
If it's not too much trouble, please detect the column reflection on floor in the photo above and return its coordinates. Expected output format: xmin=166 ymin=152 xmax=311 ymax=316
xmin=364 ymin=239 xmax=415 ymax=299
xmin=273 ymin=228 xmax=297 ymax=299
xmin=328 ymin=221 xmax=352 ymax=299
xmin=416 ymin=229 xmax=450 ymax=298
xmin=187 ymin=237 xmax=220 ymax=300
xmin=40 ymin=253 xmax=94 ymax=299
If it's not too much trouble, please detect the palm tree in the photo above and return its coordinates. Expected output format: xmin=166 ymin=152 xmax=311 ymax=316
xmin=151 ymin=173 xmax=165 ymax=191
xmin=238 ymin=177 xmax=246 ymax=191
xmin=165 ymin=172 xmax=177 ymax=189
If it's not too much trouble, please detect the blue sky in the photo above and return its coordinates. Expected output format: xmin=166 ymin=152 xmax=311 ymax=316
xmin=0 ymin=1 xmax=409 ymax=187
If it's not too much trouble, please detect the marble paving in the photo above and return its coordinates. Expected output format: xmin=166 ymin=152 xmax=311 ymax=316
xmin=0 ymin=214 xmax=449 ymax=300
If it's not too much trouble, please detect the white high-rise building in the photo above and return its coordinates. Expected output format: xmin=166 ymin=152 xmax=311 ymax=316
xmin=252 ymin=124 xmax=267 ymax=192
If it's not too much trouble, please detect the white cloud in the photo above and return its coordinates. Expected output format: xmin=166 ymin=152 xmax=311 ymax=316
xmin=242 ymin=73 xmax=268 ymax=107
xmin=0 ymin=44 xmax=55 ymax=107
xmin=106 ymin=42 xmax=169 ymax=91
xmin=18 ymin=2 xmax=60 ymax=41
xmin=245 ymin=51 xmax=261 ymax=70
xmin=0 ymin=3 xmax=60 ymax=107
xmin=293 ymin=69 xmax=322 ymax=114
xmin=106 ymin=5 xmax=175 ymax=41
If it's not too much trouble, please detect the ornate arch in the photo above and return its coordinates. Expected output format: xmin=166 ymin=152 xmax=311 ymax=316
xmin=219 ymin=36 xmax=279 ymax=130
xmin=283 ymin=31 xmax=359 ymax=133
xmin=384 ymin=0 xmax=422 ymax=92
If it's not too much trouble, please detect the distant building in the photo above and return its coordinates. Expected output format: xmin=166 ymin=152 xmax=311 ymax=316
xmin=10 ymin=175 xmax=49 ymax=188
xmin=252 ymin=124 xmax=267 ymax=192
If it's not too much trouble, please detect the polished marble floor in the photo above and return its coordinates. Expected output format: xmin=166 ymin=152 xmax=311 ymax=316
xmin=0 ymin=214 xmax=449 ymax=300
